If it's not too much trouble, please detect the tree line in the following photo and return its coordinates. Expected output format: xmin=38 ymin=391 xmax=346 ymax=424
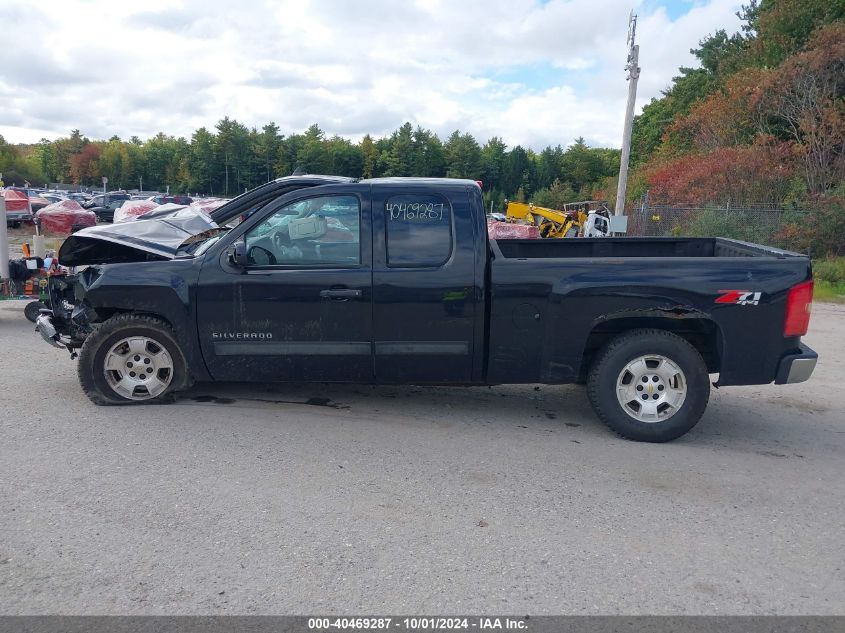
xmin=628 ymin=0 xmax=844 ymax=254
xmin=0 ymin=122 xmax=620 ymax=212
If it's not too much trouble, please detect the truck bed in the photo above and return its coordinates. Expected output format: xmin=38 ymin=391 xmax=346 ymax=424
xmin=491 ymin=237 xmax=805 ymax=259
xmin=486 ymin=236 xmax=812 ymax=387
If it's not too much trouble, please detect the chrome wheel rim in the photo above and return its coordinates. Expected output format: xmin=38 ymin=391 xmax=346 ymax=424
xmin=103 ymin=336 xmax=173 ymax=400
xmin=616 ymin=354 xmax=687 ymax=423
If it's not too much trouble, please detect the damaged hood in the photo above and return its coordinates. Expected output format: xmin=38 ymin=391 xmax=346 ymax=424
xmin=59 ymin=206 xmax=218 ymax=266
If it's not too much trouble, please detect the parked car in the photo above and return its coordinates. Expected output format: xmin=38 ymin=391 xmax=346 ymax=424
xmin=112 ymin=200 xmax=158 ymax=223
xmin=148 ymin=194 xmax=194 ymax=206
xmin=2 ymin=188 xmax=33 ymax=227
xmin=36 ymin=176 xmax=818 ymax=442
xmin=29 ymin=195 xmax=54 ymax=212
xmin=81 ymin=192 xmax=131 ymax=222
xmin=36 ymin=200 xmax=97 ymax=234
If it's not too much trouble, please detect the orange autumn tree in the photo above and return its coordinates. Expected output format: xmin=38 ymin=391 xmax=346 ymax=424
xmin=645 ymin=138 xmax=796 ymax=204
xmin=755 ymin=23 xmax=845 ymax=194
xmin=68 ymin=143 xmax=101 ymax=185
xmin=642 ymin=21 xmax=844 ymax=205
xmin=667 ymin=68 xmax=770 ymax=152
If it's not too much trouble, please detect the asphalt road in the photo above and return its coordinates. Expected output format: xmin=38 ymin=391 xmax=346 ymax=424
xmin=1 ymin=300 xmax=843 ymax=615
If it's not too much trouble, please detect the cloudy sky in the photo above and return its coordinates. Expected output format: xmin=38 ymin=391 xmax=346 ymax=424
xmin=0 ymin=0 xmax=742 ymax=150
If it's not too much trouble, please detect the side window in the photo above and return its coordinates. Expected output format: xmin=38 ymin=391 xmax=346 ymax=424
xmin=385 ymin=194 xmax=452 ymax=267
xmin=244 ymin=195 xmax=360 ymax=267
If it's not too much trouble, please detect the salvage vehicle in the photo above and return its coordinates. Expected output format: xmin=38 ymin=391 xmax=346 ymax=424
xmin=82 ymin=191 xmax=130 ymax=223
xmin=28 ymin=195 xmax=54 ymax=213
xmin=3 ymin=188 xmax=34 ymax=227
xmin=34 ymin=175 xmax=818 ymax=442
xmin=148 ymin=194 xmax=194 ymax=206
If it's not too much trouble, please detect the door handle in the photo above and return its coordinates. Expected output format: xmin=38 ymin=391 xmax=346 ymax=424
xmin=320 ymin=288 xmax=362 ymax=300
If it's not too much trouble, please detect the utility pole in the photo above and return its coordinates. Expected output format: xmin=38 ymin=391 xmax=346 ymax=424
xmin=0 ymin=196 xmax=9 ymax=284
xmin=614 ymin=12 xmax=640 ymax=217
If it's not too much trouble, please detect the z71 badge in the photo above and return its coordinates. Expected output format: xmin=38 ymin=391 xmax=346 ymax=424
xmin=715 ymin=290 xmax=763 ymax=306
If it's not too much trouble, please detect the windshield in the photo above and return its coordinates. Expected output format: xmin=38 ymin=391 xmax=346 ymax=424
xmin=178 ymin=228 xmax=229 ymax=256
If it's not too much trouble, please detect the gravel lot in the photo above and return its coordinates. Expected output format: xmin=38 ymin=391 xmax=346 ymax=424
xmin=1 ymin=300 xmax=843 ymax=614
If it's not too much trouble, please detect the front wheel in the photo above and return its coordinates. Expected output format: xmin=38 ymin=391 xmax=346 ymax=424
xmin=78 ymin=314 xmax=189 ymax=405
xmin=587 ymin=329 xmax=710 ymax=442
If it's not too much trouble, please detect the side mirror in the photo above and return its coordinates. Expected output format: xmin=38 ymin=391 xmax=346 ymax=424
xmin=227 ymin=241 xmax=248 ymax=268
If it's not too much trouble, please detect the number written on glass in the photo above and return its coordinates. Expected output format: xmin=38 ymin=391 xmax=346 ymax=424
xmin=387 ymin=201 xmax=445 ymax=221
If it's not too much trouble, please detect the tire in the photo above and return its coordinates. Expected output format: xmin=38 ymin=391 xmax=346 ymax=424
xmin=587 ymin=329 xmax=710 ymax=442
xmin=78 ymin=314 xmax=189 ymax=406
xmin=24 ymin=300 xmax=47 ymax=323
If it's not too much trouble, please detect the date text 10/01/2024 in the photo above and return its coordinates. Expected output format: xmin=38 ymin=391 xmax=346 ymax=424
xmin=308 ymin=617 xmax=528 ymax=630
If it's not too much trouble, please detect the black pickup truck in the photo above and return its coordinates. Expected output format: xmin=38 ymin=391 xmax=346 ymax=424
xmin=35 ymin=175 xmax=818 ymax=442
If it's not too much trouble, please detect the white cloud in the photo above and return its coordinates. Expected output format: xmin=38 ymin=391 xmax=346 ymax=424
xmin=0 ymin=0 xmax=743 ymax=149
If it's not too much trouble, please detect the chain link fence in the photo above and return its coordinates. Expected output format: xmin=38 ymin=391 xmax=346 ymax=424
xmin=626 ymin=196 xmax=811 ymax=253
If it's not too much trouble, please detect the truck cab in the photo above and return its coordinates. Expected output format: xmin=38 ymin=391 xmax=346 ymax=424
xmin=196 ymin=178 xmax=485 ymax=384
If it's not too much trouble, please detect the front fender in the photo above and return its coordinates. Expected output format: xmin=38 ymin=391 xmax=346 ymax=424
xmin=81 ymin=259 xmax=211 ymax=381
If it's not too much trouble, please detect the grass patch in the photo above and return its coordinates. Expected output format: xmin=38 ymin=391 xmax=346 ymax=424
xmin=812 ymin=257 xmax=845 ymax=302
xmin=814 ymin=257 xmax=845 ymax=282
xmin=815 ymin=280 xmax=845 ymax=303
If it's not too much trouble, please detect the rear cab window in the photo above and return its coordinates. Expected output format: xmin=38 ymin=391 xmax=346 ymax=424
xmin=385 ymin=194 xmax=453 ymax=267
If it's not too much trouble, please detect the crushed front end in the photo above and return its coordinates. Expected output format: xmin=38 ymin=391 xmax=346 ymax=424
xmin=35 ymin=269 xmax=101 ymax=355
xmin=34 ymin=209 xmax=207 ymax=354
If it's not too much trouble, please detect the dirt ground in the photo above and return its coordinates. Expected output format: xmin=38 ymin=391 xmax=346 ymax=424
xmin=4 ymin=226 xmax=65 ymax=259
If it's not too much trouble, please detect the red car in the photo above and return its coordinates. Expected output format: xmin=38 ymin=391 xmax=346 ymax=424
xmin=3 ymin=189 xmax=33 ymax=227
xmin=36 ymin=200 xmax=97 ymax=234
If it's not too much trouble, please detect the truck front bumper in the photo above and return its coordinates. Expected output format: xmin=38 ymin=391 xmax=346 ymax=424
xmin=35 ymin=313 xmax=66 ymax=349
xmin=774 ymin=343 xmax=818 ymax=384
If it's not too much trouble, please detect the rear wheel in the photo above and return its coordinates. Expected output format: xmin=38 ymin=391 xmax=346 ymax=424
xmin=78 ymin=314 xmax=189 ymax=405
xmin=587 ymin=329 xmax=710 ymax=442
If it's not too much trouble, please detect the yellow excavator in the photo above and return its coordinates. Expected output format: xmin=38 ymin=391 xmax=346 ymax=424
xmin=504 ymin=200 xmax=611 ymax=238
